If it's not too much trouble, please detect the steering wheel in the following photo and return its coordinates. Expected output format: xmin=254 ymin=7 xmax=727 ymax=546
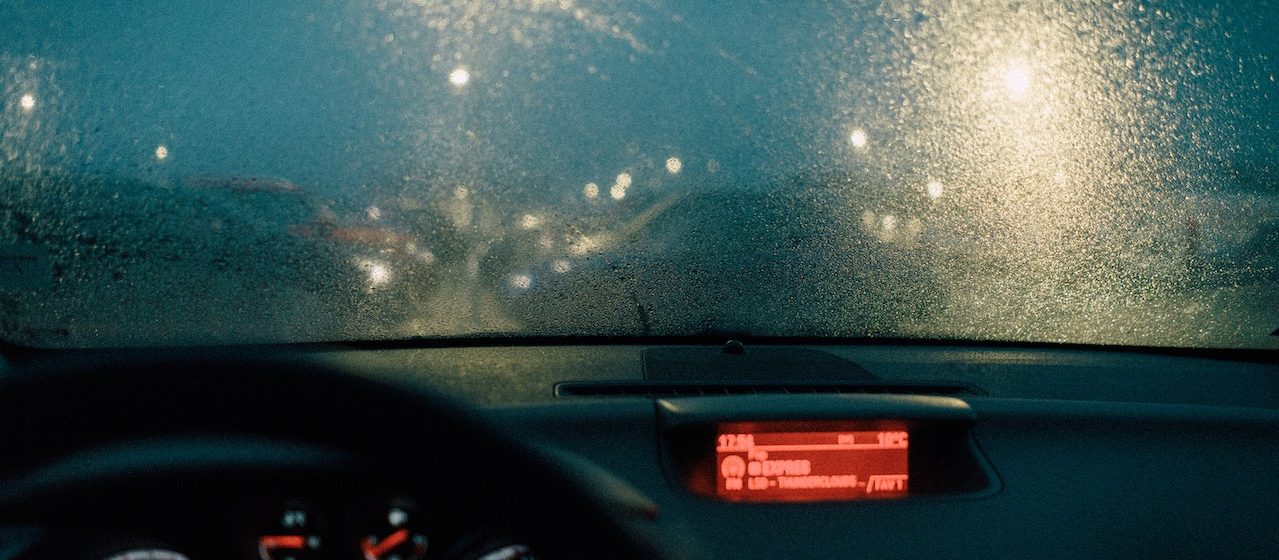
xmin=0 ymin=349 xmax=675 ymax=559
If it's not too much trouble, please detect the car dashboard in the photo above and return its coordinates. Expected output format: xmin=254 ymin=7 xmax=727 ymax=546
xmin=1 ymin=341 xmax=1277 ymax=560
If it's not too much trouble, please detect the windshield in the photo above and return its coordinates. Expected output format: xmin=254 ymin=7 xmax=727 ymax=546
xmin=1 ymin=0 xmax=1276 ymax=349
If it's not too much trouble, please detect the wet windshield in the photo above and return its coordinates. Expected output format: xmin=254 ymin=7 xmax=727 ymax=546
xmin=1 ymin=0 xmax=1276 ymax=348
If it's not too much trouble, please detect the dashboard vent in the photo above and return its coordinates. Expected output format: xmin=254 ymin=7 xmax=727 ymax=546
xmin=554 ymin=380 xmax=983 ymax=398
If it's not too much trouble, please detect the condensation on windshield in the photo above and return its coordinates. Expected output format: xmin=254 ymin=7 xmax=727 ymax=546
xmin=0 ymin=0 xmax=1275 ymax=348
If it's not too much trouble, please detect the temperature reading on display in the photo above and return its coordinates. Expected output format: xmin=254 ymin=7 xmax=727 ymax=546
xmin=715 ymin=427 xmax=909 ymax=502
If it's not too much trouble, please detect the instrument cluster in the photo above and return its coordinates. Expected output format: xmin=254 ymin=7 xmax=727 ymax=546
xmin=73 ymin=495 xmax=534 ymax=560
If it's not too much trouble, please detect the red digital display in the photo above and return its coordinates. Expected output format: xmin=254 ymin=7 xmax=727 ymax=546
xmin=715 ymin=427 xmax=909 ymax=502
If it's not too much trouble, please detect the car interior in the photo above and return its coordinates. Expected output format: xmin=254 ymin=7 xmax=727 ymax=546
xmin=1 ymin=340 xmax=1276 ymax=559
xmin=2 ymin=0 xmax=1277 ymax=558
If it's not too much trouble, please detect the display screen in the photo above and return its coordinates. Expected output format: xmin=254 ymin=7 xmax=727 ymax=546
xmin=715 ymin=426 xmax=909 ymax=502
